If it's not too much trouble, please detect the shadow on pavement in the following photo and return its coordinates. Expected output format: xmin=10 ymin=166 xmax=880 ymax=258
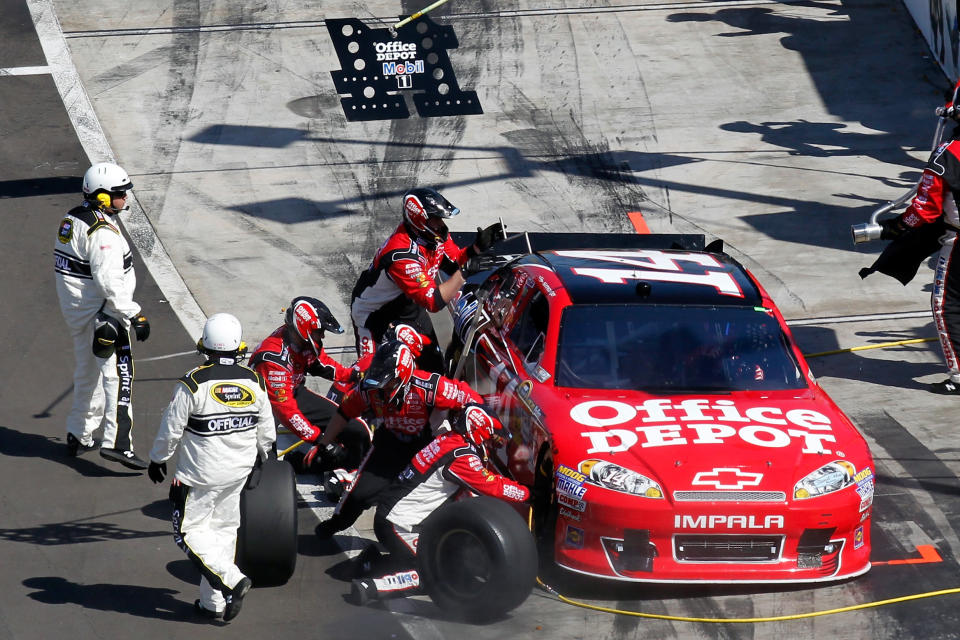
xmin=22 ymin=576 xmax=209 ymax=623
xmin=0 ymin=425 xmax=141 ymax=478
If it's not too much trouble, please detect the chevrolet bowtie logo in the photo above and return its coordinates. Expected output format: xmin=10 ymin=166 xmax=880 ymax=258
xmin=692 ymin=468 xmax=763 ymax=490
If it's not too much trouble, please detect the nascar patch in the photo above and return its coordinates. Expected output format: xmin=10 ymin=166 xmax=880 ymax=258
xmin=211 ymin=383 xmax=255 ymax=407
xmin=57 ymin=218 xmax=74 ymax=243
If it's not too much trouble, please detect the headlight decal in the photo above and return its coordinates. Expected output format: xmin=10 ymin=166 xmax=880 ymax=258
xmin=793 ymin=460 xmax=858 ymax=500
xmin=578 ymin=459 xmax=664 ymax=498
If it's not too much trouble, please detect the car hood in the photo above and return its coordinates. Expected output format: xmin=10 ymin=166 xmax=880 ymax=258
xmin=538 ymin=388 xmax=873 ymax=493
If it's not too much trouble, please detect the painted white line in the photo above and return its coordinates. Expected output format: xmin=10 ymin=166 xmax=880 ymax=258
xmin=0 ymin=66 xmax=51 ymax=75
xmin=137 ymin=350 xmax=198 ymax=363
xmin=26 ymin=0 xmax=207 ymax=340
xmin=787 ymin=310 xmax=930 ymax=326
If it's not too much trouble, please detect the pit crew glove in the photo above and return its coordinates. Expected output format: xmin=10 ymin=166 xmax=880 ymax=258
xmin=304 ymin=442 xmax=347 ymax=470
xmin=879 ymin=217 xmax=908 ymax=241
xmin=131 ymin=314 xmax=151 ymax=341
xmin=148 ymin=461 xmax=167 ymax=484
xmin=472 ymin=222 xmax=504 ymax=253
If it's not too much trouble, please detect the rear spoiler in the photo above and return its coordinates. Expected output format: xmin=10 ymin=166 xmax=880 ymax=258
xmin=449 ymin=231 xmax=716 ymax=278
xmin=450 ymin=231 xmax=708 ymax=255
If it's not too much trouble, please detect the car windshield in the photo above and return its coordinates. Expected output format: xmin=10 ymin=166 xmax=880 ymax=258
xmin=556 ymin=304 xmax=805 ymax=391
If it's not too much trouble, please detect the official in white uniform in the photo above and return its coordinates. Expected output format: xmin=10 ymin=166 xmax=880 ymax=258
xmin=149 ymin=313 xmax=276 ymax=622
xmin=54 ymin=162 xmax=150 ymax=469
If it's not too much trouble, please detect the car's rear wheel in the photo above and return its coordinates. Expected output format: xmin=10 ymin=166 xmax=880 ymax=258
xmin=237 ymin=458 xmax=298 ymax=586
xmin=417 ymin=496 xmax=537 ymax=621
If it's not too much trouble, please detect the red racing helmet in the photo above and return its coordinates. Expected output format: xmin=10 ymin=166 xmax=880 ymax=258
xmin=401 ymin=187 xmax=460 ymax=249
xmin=454 ymin=403 xmax=507 ymax=457
xmin=285 ymin=296 xmax=344 ymax=356
xmin=384 ymin=323 xmax=432 ymax=358
xmin=360 ymin=340 xmax=416 ymax=410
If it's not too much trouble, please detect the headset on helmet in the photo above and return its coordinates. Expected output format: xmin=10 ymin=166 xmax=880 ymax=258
xmin=401 ymin=187 xmax=460 ymax=249
xmin=453 ymin=403 xmax=507 ymax=459
xmin=82 ymin=162 xmax=133 ymax=212
xmin=285 ymin=296 xmax=344 ymax=356
xmin=360 ymin=340 xmax=416 ymax=410
xmin=383 ymin=323 xmax=431 ymax=358
xmin=197 ymin=313 xmax=246 ymax=358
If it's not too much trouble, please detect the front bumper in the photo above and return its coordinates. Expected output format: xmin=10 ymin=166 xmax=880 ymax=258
xmin=553 ymin=488 xmax=872 ymax=583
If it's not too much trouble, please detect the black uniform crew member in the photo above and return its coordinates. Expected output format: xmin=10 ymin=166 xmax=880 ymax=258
xmin=54 ymin=162 xmax=151 ymax=469
xmin=350 ymin=187 xmax=504 ymax=373
xmin=879 ymin=130 xmax=960 ymax=394
xmin=148 ymin=313 xmax=276 ymax=622
xmin=350 ymin=403 xmax=530 ymax=605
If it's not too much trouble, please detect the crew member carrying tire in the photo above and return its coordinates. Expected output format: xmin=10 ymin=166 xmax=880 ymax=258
xmin=350 ymin=187 xmax=504 ymax=373
xmin=249 ymin=296 xmax=370 ymax=473
xmin=349 ymin=403 xmax=530 ymax=606
xmin=148 ymin=313 xmax=276 ymax=622
xmin=311 ymin=340 xmax=483 ymax=539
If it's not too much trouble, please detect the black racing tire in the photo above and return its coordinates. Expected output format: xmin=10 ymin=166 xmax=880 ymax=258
xmin=417 ymin=496 xmax=538 ymax=622
xmin=237 ymin=458 xmax=298 ymax=586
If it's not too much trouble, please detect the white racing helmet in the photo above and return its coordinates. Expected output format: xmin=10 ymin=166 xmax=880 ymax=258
xmin=199 ymin=313 xmax=245 ymax=356
xmin=83 ymin=162 xmax=133 ymax=197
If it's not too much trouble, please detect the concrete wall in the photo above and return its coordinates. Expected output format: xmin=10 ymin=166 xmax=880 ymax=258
xmin=904 ymin=0 xmax=959 ymax=81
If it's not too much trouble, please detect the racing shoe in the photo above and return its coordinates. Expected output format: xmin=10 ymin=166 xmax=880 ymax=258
xmin=193 ymin=599 xmax=224 ymax=620
xmin=929 ymin=379 xmax=960 ymax=395
xmin=349 ymin=579 xmax=378 ymax=606
xmin=66 ymin=433 xmax=97 ymax=457
xmin=223 ymin=576 xmax=252 ymax=622
xmin=354 ymin=544 xmax=382 ymax=577
xmin=99 ymin=447 xmax=149 ymax=470
xmin=315 ymin=520 xmax=338 ymax=540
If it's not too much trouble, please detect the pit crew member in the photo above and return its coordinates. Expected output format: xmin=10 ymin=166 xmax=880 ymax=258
xmin=350 ymin=403 xmax=529 ymax=605
xmin=249 ymin=296 xmax=370 ymax=472
xmin=350 ymin=187 xmax=503 ymax=373
xmin=312 ymin=340 xmax=483 ymax=538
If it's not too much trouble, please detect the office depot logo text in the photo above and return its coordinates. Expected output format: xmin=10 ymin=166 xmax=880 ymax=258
xmin=573 ymin=399 xmax=837 ymax=454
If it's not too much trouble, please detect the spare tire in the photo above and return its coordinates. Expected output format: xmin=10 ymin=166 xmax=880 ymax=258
xmin=237 ymin=458 xmax=298 ymax=586
xmin=417 ymin=496 xmax=537 ymax=621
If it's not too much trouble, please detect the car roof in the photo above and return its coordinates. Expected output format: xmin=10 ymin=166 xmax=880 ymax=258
xmin=525 ymin=249 xmax=764 ymax=307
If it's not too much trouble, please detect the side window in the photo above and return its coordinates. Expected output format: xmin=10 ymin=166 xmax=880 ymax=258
xmin=510 ymin=291 xmax=549 ymax=365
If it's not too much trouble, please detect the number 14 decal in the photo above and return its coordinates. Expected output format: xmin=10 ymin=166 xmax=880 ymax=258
xmin=559 ymin=250 xmax=744 ymax=298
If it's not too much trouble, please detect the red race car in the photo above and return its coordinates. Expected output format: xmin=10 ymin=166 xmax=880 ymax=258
xmin=448 ymin=233 xmax=875 ymax=583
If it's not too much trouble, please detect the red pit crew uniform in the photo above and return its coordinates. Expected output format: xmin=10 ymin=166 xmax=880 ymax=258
xmin=250 ymin=327 xmax=369 ymax=469
xmin=318 ymin=371 xmax=481 ymax=535
xmin=896 ymin=139 xmax=960 ymax=384
xmin=350 ymin=224 xmax=468 ymax=371
xmin=362 ymin=429 xmax=529 ymax=598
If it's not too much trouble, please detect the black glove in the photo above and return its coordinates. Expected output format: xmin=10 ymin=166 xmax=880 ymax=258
xmin=148 ymin=461 xmax=167 ymax=484
xmin=305 ymin=442 xmax=347 ymax=470
xmin=131 ymin=314 xmax=151 ymax=341
xmin=349 ymin=367 xmax=364 ymax=385
xmin=879 ymin=217 xmax=908 ymax=241
xmin=472 ymin=222 xmax=504 ymax=253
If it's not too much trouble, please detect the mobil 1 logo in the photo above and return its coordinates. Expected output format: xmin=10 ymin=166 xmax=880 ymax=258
xmin=326 ymin=15 xmax=482 ymax=121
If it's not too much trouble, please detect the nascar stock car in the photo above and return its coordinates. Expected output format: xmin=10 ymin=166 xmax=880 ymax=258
xmin=445 ymin=232 xmax=875 ymax=583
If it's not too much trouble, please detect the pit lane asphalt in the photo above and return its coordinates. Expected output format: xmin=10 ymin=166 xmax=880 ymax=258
xmin=4 ymin=0 xmax=960 ymax=638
